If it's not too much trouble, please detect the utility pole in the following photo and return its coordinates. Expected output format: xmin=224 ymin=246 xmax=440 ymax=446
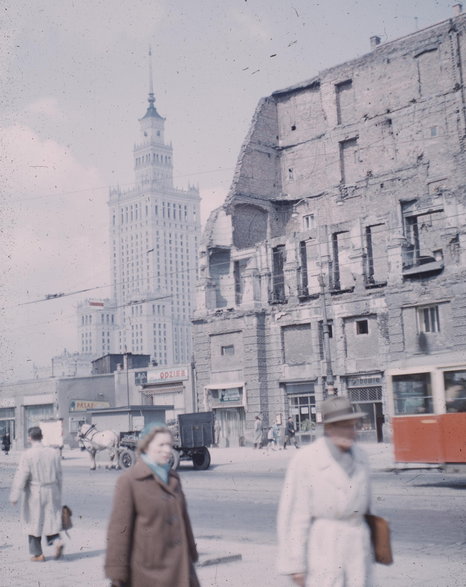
xmin=318 ymin=273 xmax=335 ymax=397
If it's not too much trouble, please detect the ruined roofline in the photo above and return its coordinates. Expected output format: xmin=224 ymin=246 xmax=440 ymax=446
xmin=272 ymin=12 xmax=466 ymax=98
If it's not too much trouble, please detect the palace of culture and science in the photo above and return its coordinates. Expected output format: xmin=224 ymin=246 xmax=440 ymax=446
xmin=77 ymin=64 xmax=201 ymax=368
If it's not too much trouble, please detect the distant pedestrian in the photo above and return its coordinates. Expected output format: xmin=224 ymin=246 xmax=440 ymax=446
xmin=277 ymin=396 xmax=372 ymax=586
xmin=266 ymin=427 xmax=276 ymax=451
xmin=9 ymin=426 xmax=64 ymax=562
xmin=105 ymin=424 xmax=200 ymax=587
xmin=272 ymin=423 xmax=281 ymax=449
xmin=253 ymin=416 xmax=263 ymax=449
xmin=2 ymin=432 xmax=11 ymax=455
xmin=284 ymin=417 xmax=299 ymax=449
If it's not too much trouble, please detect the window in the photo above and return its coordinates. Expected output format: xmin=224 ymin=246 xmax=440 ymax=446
xmin=417 ymin=305 xmax=440 ymax=333
xmin=392 ymin=372 xmax=433 ymax=415
xmin=356 ymin=319 xmax=369 ymax=335
xmin=221 ymin=345 xmax=234 ymax=356
xmin=270 ymin=245 xmax=286 ymax=303
xmin=303 ymin=214 xmax=315 ymax=230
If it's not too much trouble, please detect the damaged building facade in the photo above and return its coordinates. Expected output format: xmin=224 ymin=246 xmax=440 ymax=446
xmin=193 ymin=11 xmax=466 ymax=447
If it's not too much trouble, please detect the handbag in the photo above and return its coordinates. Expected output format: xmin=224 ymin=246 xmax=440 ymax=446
xmin=365 ymin=513 xmax=393 ymax=565
xmin=62 ymin=505 xmax=73 ymax=531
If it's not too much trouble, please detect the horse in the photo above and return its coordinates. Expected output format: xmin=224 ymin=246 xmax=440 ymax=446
xmin=78 ymin=423 xmax=120 ymax=470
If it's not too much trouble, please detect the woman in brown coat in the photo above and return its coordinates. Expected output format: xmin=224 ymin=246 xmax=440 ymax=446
xmin=105 ymin=425 xmax=200 ymax=587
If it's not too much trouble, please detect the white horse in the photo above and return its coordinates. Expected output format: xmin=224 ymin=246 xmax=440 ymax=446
xmin=78 ymin=423 xmax=120 ymax=470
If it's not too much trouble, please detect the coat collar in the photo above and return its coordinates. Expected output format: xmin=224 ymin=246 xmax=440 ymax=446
xmin=131 ymin=459 xmax=180 ymax=493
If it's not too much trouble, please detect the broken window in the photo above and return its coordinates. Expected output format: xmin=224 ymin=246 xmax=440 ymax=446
xmin=335 ymin=79 xmax=354 ymax=125
xmin=209 ymin=247 xmax=231 ymax=308
xmin=330 ymin=231 xmax=350 ymax=290
xmin=234 ymin=258 xmax=249 ymax=305
xmin=339 ymin=137 xmax=359 ymax=184
xmin=298 ymin=241 xmax=309 ymax=296
xmin=401 ymin=201 xmax=444 ymax=269
xmin=365 ymin=224 xmax=388 ymax=285
xmin=270 ymin=245 xmax=286 ymax=303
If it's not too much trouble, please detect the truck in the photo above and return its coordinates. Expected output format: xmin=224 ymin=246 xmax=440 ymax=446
xmin=118 ymin=411 xmax=214 ymax=471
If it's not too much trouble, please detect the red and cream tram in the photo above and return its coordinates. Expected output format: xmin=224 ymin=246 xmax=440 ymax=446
xmin=386 ymin=363 xmax=466 ymax=471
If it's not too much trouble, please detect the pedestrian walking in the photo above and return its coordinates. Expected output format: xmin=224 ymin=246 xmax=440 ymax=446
xmin=9 ymin=426 xmax=64 ymax=562
xmin=277 ymin=396 xmax=373 ymax=586
xmin=266 ymin=427 xmax=276 ymax=451
xmin=253 ymin=415 xmax=263 ymax=449
xmin=283 ymin=416 xmax=299 ymax=449
xmin=272 ymin=422 xmax=281 ymax=449
xmin=2 ymin=431 xmax=11 ymax=455
xmin=105 ymin=424 xmax=200 ymax=587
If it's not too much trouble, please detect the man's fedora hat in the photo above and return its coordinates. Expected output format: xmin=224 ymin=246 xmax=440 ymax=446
xmin=321 ymin=396 xmax=366 ymax=424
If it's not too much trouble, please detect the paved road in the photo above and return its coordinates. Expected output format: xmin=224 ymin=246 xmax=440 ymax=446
xmin=1 ymin=446 xmax=465 ymax=586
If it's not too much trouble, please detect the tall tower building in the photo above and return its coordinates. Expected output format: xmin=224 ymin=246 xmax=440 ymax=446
xmin=108 ymin=55 xmax=201 ymax=366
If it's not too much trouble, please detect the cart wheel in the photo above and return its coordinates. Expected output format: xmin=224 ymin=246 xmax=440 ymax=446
xmin=192 ymin=447 xmax=211 ymax=470
xmin=119 ymin=448 xmax=136 ymax=469
xmin=169 ymin=448 xmax=181 ymax=470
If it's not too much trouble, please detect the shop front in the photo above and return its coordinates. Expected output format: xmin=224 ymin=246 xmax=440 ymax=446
xmin=204 ymin=383 xmax=246 ymax=447
xmin=346 ymin=373 xmax=384 ymax=442
xmin=281 ymin=380 xmax=317 ymax=444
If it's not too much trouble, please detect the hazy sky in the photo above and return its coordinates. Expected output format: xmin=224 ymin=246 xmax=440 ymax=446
xmin=0 ymin=0 xmax=453 ymax=381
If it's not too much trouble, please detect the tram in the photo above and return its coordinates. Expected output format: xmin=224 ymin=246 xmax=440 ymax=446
xmin=385 ymin=363 xmax=466 ymax=471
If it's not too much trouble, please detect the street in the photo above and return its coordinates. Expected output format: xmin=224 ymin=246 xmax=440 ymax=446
xmin=0 ymin=445 xmax=465 ymax=586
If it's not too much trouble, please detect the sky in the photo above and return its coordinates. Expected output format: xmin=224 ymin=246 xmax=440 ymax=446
xmin=0 ymin=0 xmax=454 ymax=382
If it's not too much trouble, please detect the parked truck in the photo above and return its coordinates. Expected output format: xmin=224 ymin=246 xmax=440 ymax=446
xmin=118 ymin=411 xmax=214 ymax=471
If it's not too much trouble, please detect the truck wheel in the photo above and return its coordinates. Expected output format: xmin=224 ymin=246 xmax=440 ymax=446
xmin=169 ymin=448 xmax=181 ymax=470
xmin=192 ymin=447 xmax=211 ymax=470
xmin=119 ymin=448 xmax=136 ymax=469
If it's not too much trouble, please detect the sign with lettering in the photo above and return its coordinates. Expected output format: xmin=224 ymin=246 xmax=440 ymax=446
xmin=69 ymin=400 xmax=110 ymax=412
xmin=147 ymin=366 xmax=189 ymax=383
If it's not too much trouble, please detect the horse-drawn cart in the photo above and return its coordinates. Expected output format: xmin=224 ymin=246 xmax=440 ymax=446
xmin=118 ymin=411 xmax=214 ymax=471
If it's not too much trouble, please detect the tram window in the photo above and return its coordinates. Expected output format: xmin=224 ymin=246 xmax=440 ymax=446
xmin=444 ymin=370 xmax=466 ymax=413
xmin=392 ymin=373 xmax=434 ymax=414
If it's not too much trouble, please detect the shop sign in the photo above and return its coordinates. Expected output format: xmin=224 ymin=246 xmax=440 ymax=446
xmin=220 ymin=388 xmax=241 ymax=402
xmin=347 ymin=375 xmax=382 ymax=387
xmin=0 ymin=398 xmax=15 ymax=408
xmin=147 ymin=366 xmax=189 ymax=383
xmin=69 ymin=400 xmax=110 ymax=412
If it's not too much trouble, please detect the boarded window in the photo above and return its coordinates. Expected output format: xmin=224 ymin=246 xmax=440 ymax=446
xmin=335 ymin=79 xmax=354 ymax=125
xmin=282 ymin=323 xmax=311 ymax=365
xmin=339 ymin=137 xmax=359 ymax=184
xmin=416 ymin=49 xmax=441 ymax=97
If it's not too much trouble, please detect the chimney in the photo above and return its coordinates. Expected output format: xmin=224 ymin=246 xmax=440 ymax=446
xmin=453 ymin=3 xmax=463 ymax=16
xmin=370 ymin=36 xmax=381 ymax=50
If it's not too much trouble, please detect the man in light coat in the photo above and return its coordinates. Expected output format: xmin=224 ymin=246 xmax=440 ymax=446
xmin=277 ymin=396 xmax=373 ymax=586
xmin=10 ymin=426 xmax=64 ymax=561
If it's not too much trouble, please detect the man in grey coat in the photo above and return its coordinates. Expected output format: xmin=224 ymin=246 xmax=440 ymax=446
xmin=10 ymin=426 xmax=64 ymax=561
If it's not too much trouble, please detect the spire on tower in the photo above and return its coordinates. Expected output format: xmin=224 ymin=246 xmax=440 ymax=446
xmin=142 ymin=46 xmax=162 ymax=120
xmin=148 ymin=45 xmax=155 ymax=106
